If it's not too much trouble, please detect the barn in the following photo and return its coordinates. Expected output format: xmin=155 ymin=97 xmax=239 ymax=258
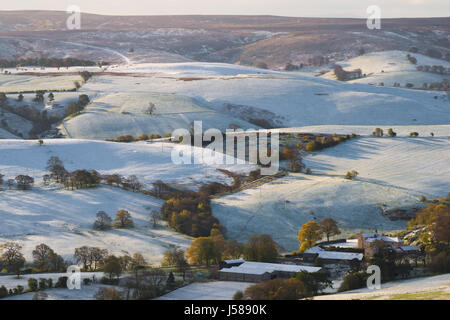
xmin=219 ymin=261 xmax=321 ymax=283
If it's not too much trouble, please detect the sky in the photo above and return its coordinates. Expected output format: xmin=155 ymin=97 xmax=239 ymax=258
xmin=0 ymin=0 xmax=449 ymax=18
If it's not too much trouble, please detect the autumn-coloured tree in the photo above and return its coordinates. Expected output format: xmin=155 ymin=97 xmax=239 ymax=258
xmin=433 ymin=212 xmax=450 ymax=245
xmin=113 ymin=210 xmax=134 ymax=228
xmin=298 ymin=221 xmax=322 ymax=252
xmin=243 ymin=278 xmax=309 ymax=300
xmin=319 ymin=218 xmax=341 ymax=242
xmin=161 ymin=248 xmax=189 ymax=279
xmin=245 ymin=234 xmax=279 ymax=262
xmin=103 ymin=255 xmax=122 ymax=280
xmin=186 ymin=237 xmax=218 ymax=267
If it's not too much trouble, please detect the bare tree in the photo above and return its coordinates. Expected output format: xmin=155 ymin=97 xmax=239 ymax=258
xmin=0 ymin=242 xmax=25 ymax=278
xmin=150 ymin=210 xmax=161 ymax=228
xmin=144 ymin=102 xmax=156 ymax=115
xmin=93 ymin=211 xmax=112 ymax=230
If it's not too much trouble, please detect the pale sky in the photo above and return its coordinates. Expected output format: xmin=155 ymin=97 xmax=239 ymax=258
xmin=1 ymin=0 xmax=449 ymax=18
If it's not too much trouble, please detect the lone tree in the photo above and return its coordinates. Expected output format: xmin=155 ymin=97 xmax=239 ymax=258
xmin=93 ymin=211 xmax=112 ymax=230
xmin=387 ymin=128 xmax=397 ymax=137
xmin=32 ymin=243 xmax=57 ymax=272
xmin=0 ymin=242 xmax=26 ymax=278
xmin=144 ymin=102 xmax=156 ymax=115
xmin=319 ymin=218 xmax=341 ymax=242
xmin=103 ymin=255 xmax=123 ymax=280
xmin=372 ymin=128 xmax=384 ymax=137
xmin=298 ymin=221 xmax=322 ymax=252
xmin=150 ymin=210 xmax=160 ymax=228
xmin=113 ymin=210 xmax=134 ymax=228
xmin=345 ymin=170 xmax=359 ymax=180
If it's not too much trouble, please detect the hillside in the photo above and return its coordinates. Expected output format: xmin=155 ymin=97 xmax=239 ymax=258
xmin=0 ymin=186 xmax=191 ymax=264
xmin=0 ymin=139 xmax=256 ymax=189
xmin=321 ymin=50 xmax=450 ymax=88
xmin=57 ymin=62 xmax=450 ymax=139
xmin=0 ymin=11 xmax=448 ymax=68
xmin=212 ymin=130 xmax=450 ymax=251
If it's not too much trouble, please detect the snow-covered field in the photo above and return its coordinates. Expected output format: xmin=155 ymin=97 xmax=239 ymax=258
xmin=0 ymin=271 xmax=110 ymax=300
xmin=156 ymin=281 xmax=253 ymax=300
xmin=0 ymin=138 xmax=258 ymax=263
xmin=69 ymin=62 xmax=449 ymax=132
xmin=212 ymin=135 xmax=450 ymax=251
xmin=0 ymin=186 xmax=192 ymax=264
xmin=3 ymin=284 xmax=108 ymax=300
xmin=0 ymin=272 xmax=103 ymax=290
xmin=321 ymin=50 xmax=450 ymax=88
xmin=63 ymin=92 xmax=254 ymax=139
xmin=1 ymin=60 xmax=449 ymax=140
xmin=276 ymin=124 xmax=450 ymax=137
xmin=0 ymin=139 xmax=256 ymax=188
xmin=0 ymin=74 xmax=83 ymax=93
xmin=313 ymin=273 xmax=450 ymax=300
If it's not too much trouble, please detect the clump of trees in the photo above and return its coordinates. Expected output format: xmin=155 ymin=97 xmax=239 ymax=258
xmin=406 ymin=54 xmax=417 ymax=64
xmin=407 ymin=199 xmax=450 ymax=273
xmin=185 ymin=231 xmax=279 ymax=267
xmin=74 ymin=246 xmax=108 ymax=271
xmin=162 ymin=248 xmax=189 ymax=280
xmin=304 ymin=134 xmax=355 ymax=152
xmin=15 ymin=175 xmax=34 ymax=190
xmin=108 ymin=133 xmax=164 ymax=143
xmin=45 ymin=156 xmax=101 ymax=190
xmin=333 ymin=64 xmax=362 ymax=81
xmin=94 ymin=286 xmax=124 ymax=300
xmin=65 ymin=94 xmax=90 ymax=117
xmin=297 ymin=218 xmax=341 ymax=252
xmin=0 ymin=57 xmax=104 ymax=69
xmin=161 ymin=190 xmax=223 ymax=237
xmin=280 ymin=146 xmax=306 ymax=172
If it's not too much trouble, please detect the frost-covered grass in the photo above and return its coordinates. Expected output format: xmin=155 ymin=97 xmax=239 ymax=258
xmin=156 ymin=281 xmax=254 ymax=300
xmin=212 ymin=135 xmax=450 ymax=251
xmin=313 ymin=273 xmax=450 ymax=300
xmin=0 ymin=186 xmax=192 ymax=264
xmin=3 ymin=60 xmax=449 ymax=140
xmin=321 ymin=50 xmax=450 ymax=88
xmin=0 ymin=74 xmax=83 ymax=93
xmin=0 ymin=272 xmax=103 ymax=290
xmin=0 ymin=138 xmax=257 ymax=263
xmin=0 ymin=139 xmax=256 ymax=189
xmin=2 ymin=284 xmax=109 ymax=300
xmin=277 ymin=124 xmax=450 ymax=138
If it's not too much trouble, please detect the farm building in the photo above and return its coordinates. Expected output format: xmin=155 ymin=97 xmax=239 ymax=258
xmin=219 ymin=261 xmax=321 ymax=283
xmin=303 ymin=246 xmax=364 ymax=264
